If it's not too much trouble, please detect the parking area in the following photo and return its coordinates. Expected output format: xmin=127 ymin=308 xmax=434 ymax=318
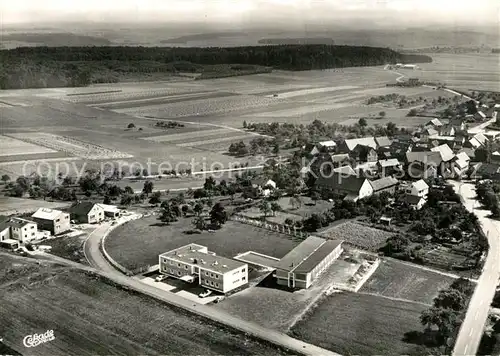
xmin=140 ymin=275 xmax=222 ymax=305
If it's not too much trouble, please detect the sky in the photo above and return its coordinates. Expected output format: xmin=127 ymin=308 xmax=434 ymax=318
xmin=1 ymin=0 xmax=498 ymax=26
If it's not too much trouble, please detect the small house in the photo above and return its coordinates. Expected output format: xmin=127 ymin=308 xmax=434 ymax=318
xmin=309 ymin=141 xmax=337 ymax=155
xmin=369 ymin=177 xmax=399 ymax=195
xmin=252 ymin=178 xmax=277 ymax=197
xmin=0 ymin=217 xmax=38 ymax=244
xmin=69 ymin=202 xmax=105 ymax=224
xmin=406 ymin=179 xmax=429 ymax=198
xmin=403 ymin=194 xmax=426 ymax=210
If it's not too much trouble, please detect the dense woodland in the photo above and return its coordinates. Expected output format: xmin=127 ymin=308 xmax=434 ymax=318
xmin=0 ymin=45 xmax=432 ymax=89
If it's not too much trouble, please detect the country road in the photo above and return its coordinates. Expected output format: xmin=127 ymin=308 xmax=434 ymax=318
xmin=76 ymin=213 xmax=341 ymax=356
xmin=449 ymin=181 xmax=500 ymax=356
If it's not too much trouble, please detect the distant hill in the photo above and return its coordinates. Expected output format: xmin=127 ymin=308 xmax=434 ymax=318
xmin=160 ymin=31 xmax=248 ymax=44
xmin=0 ymin=44 xmax=432 ymax=89
xmin=0 ymin=33 xmax=111 ymax=47
xmin=258 ymin=38 xmax=335 ymax=45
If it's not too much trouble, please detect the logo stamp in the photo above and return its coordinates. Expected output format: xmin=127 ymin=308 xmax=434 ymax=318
xmin=23 ymin=330 xmax=55 ymax=348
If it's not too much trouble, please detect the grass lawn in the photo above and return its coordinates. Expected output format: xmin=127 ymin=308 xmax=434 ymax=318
xmin=319 ymin=221 xmax=393 ymax=251
xmin=0 ymin=254 xmax=294 ymax=356
xmin=0 ymin=196 xmax=71 ymax=216
xmin=289 ymin=292 xmax=428 ymax=356
xmin=106 ymin=216 xmax=299 ymax=271
xmin=43 ymin=233 xmax=89 ymax=265
xmin=360 ymin=259 xmax=456 ymax=305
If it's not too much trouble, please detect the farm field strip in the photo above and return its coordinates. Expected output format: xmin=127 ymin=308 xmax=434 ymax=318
xmin=0 ymin=135 xmax=57 ymax=156
xmin=250 ymin=103 xmax=355 ymax=118
xmin=264 ymin=85 xmax=360 ymax=99
xmin=112 ymin=94 xmax=278 ymax=118
xmin=91 ymin=91 xmax=233 ymax=109
xmin=6 ymin=133 xmax=133 ymax=160
xmin=175 ymin=134 xmax=255 ymax=147
xmin=141 ymin=128 xmax=235 ymax=142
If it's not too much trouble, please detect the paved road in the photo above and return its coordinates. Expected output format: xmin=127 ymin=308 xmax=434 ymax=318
xmin=449 ymin=181 xmax=500 ymax=356
xmin=79 ymin=215 xmax=340 ymax=356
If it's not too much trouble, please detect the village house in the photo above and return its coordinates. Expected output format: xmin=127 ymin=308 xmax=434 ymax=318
xmin=420 ymin=127 xmax=439 ymax=138
xmin=69 ymin=202 xmax=105 ymax=224
xmin=349 ymin=144 xmax=378 ymax=163
xmin=158 ymin=244 xmax=248 ymax=294
xmin=431 ymin=144 xmax=455 ymax=162
xmin=315 ymin=173 xmax=373 ymax=202
xmin=406 ymin=151 xmax=442 ymax=179
xmin=308 ymin=140 xmax=337 ymax=155
xmin=377 ymin=159 xmax=402 ymax=177
xmin=405 ymin=179 xmax=429 ymax=198
xmin=474 ymin=111 xmax=487 ymax=121
xmin=467 ymin=132 xmax=488 ymax=149
xmin=452 ymin=152 xmax=471 ymax=178
xmin=374 ymin=136 xmax=392 ymax=148
xmin=426 ymin=118 xmax=444 ymax=129
xmin=252 ymin=178 xmax=277 ymax=197
xmin=402 ymin=194 xmax=427 ymax=210
xmin=31 ymin=208 xmax=71 ymax=235
xmin=274 ymin=236 xmax=343 ymax=289
xmin=0 ymin=217 xmax=38 ymax=245
xmin=369 ymin=176 xmax=399 ymax=195
xmin=338 ymin=137 xmax=378 ymax=153
xmin=96 ymin=204 xmax=121 ymax=218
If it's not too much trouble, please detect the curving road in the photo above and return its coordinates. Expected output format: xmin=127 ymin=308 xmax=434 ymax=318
xmin=450 ymin=181 xmax=500 ymax=356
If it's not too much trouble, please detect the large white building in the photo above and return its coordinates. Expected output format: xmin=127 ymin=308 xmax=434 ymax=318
xmin=0 ymin=217 xmax=38 ymax=245
xmin=32 ymin=208 xmax=70 ymax=235
xmin=274 ymin=236 xmax=343 ymax=289
xmin=158 ymin=244 xmax=248 ymax=294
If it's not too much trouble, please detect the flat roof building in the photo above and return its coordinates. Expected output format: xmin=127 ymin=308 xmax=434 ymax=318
xmin=275 ymin=236 xmax=343 ymax=289
xmin=159 ymin=244 xmax=248 ymax=294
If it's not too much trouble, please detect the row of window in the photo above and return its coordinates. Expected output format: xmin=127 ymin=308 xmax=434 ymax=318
xmin=204 ymin=279 xmax=220 ymax=288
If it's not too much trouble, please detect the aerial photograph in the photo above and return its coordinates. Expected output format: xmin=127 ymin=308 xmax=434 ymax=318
xmin=0 ymin=0 xmax=499 ymax=355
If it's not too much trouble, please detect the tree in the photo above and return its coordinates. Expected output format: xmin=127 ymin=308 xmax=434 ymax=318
xmin=433 ymin=289 xmax=465 ymax=311
xmin=272 ymin=142 xmax=280 ymax=155
xmin=379 ymin=111 xmax=386 ymax=118
xmin=259 ymin=200 xmax=272 ymax=217
xmin=210 ymin=203 xmax=227 ymax=228
xmin=290 ymin=195 xmax=302 ymax=210
xmin=420 ymin=307 xmax=458 ymax=341
xmin=358 ymin=118 xmax=367 ymax=127
xmin=124 ymin=186 xmax=134 ymax=195
xmin=270 ymin=202 xmax=282 ymax=216
xmin=407 ymin=108 xmax=418 ymax=117
xmin=149 ymin=192 xmax=162 ymax=205
xmin=466 ymin=100 xmax=477 ymax=114
xmin=383 ymin=234 xmax=410 ymax=254
xmin=243 ymin=120 xmax=248 ymax=129
xmin=142 ymin=180 xmax=154 ymax=196
xmin=303 ymin=214 xmax=323 ymax=232
xmin=103 ymin=196 xmax=112 ymax=204
xmin=127 ymin=123 xmax=136 ymax=129
xmin=193 ymin=215 xmax=207 ymax=231
xmin=120 ymin=194 xmax=133 ymax=206
xmin=62 ymin=176 xmax=74 ymax=186
xmin=1 ymin=174 xmax=10 ymax=184
xmin=16 ymin=176 xmax=31 ymax=192
xmin=204 ymin=176 xmax=217 ymax=191
xmin=194 ymin=203 xmax=204 ymax=216
xmin=310 ymin=190 xmax=321 ymax=205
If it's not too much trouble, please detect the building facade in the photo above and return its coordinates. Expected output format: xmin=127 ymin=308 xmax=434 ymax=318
xmin=70 ymin=202 xmax=105 ymax=224
xmin=0 ymin=217 xmax=38 ymax=244
xmin=159 ymin=244 xmax=248 ymax=294
xmin=31 ymin=208 xmax=70 ymax=235
xmin=274 ymin=236 xmax=343 ymax=289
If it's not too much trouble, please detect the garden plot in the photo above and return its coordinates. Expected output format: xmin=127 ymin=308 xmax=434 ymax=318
xmin=360 ymin=259 xmax=455 ymax=305
xmin=112 ymin=95 xmax=277 ymax=118
xmin=319 ymin=222 xmax=393 ymax=251
xmin=0 ymin=135 xmax=57 ymax=156
xmin=141 ymin=128 xmax=234 ymax=143
xmin=7 ymin=133 xmax=133 ymax=160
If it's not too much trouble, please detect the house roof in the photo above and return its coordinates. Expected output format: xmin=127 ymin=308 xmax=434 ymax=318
xmin=330 ymin=153 xmax=350 ymax=163
xmin=427 ymin=118 xmax=443 ymax=127
xmin=344 ymin=137 xmax=377 ymax=151
xmin=69 ymin=202 xmax=99 ymax=216
xmin=375 ymin=136 xmax=392 ymax=148
xmin=404 ymin=194 xmax=425 ymax=205
xmin=32 ymin=208 xmax=66 ymax=220
xmin=316 ymin=174 xmax=367 ymax=193
xmin=276 ymin=235 xmax=327 ymax=273
xmin=455 ymin=152 xmax=470 ymax=162
xmin=96 ymin=204 xmax=120 ymax=213
xmin=476 ymin=111 xmax=486 ymax=118
xmin=406 ymin=151 xmax=443 ymax=166
xmin=292 ymin=239 xmax=343 ymax=274
xmin=369 ymin=177 xmax=399 ymax=191
xmin=473 ymin=133 xmax=488 ymax=145
xmin=431 ymin=144 xmax=455 ymax=162
xmin=422 ymin=127 xmax=439 ymax=136
xmin=318 ymin=140 xmax=336 ymax=147
xmin=160 ymin=244 xmax=246 ymax=273
xmin=477 ymin=163 xmax=500 ymax=176
xmin=333 ymin=165 xmax=356 ymax=175
xmin=7 ymin=217 xmax=34 ymax=229
xmin=377 ymin=158 xmax=400 ymax=168
xmin=412 ymin=179 xmax=429 ymax=191
xmin=455 ymin=159 xmax=468 ymax=169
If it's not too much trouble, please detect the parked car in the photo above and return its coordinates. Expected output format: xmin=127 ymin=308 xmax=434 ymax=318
xmin=213 ymin=296 xmax=224 ymax=304
xmin=199 ymin=289 xmax=212 ymax=298
xmin=155 ymin=275 xmax=167 ymax=282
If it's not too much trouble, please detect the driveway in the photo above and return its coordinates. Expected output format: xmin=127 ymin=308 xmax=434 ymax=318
xmin=449 ymin=181 xmax=500 ymax=356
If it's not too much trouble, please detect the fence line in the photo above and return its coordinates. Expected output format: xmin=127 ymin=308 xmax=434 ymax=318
xmin=230 ymin=213 xmax=310 ymax=240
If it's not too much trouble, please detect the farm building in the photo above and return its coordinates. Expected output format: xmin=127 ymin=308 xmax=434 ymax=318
xmin=369 ymin=177 xmax=399 ymax=195
xmin=0 ymin=217 xmax=38 ymax=244
xmin=96 ymin=204 xmax=121 ymax=218
xmin=31 ymin=208 xmax=70 ymax=235
xmin=315 ymin=173 xmax=373 ymax=202
xmin=431 ymin=144 xmax=455 ymax=162
xmin=158 ymin=244 xmax=248 ymax=294
xmin=274 ymin=236 xmax=343 ymax=289
xmin=69 ymin=202 xmax=105 ymax=224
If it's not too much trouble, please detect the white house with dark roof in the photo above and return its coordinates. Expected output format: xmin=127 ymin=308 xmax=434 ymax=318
xmin=32 ymin=208 xmax=70 ymax=235
xmin=406 ymin=179 xmax=429 ymax=198
xmin=159 ymin=244 xmax=248 ymax=294
xmin=403 ymin=195 xmax=426 ymax=210
xmin=274 ymin=236 xmax=343 ymax=289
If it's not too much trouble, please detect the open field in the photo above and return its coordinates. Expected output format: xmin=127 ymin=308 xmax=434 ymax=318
xmin=214 ymin=259 xmax=360 ymax=332
xmin=289 ymin=292 xmax=427 ymax=356
xmin=0 ymin=254 xmax=292 ymax=356
xmin=0 ymin=197 xmax=71 ymax=216
xmin=360 ymin=259 xmax=456 ymax=304
xmin=0 ymin=135 xmax=57 ymax=157
xmin=319 ymin=221 xmax=394 ymax=251
xmin=106 ymin=216 xmax=299 ymax=271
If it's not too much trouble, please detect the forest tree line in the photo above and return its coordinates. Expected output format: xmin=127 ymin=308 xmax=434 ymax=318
xmin=0 ymin=44 xmax=432 ymax=89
